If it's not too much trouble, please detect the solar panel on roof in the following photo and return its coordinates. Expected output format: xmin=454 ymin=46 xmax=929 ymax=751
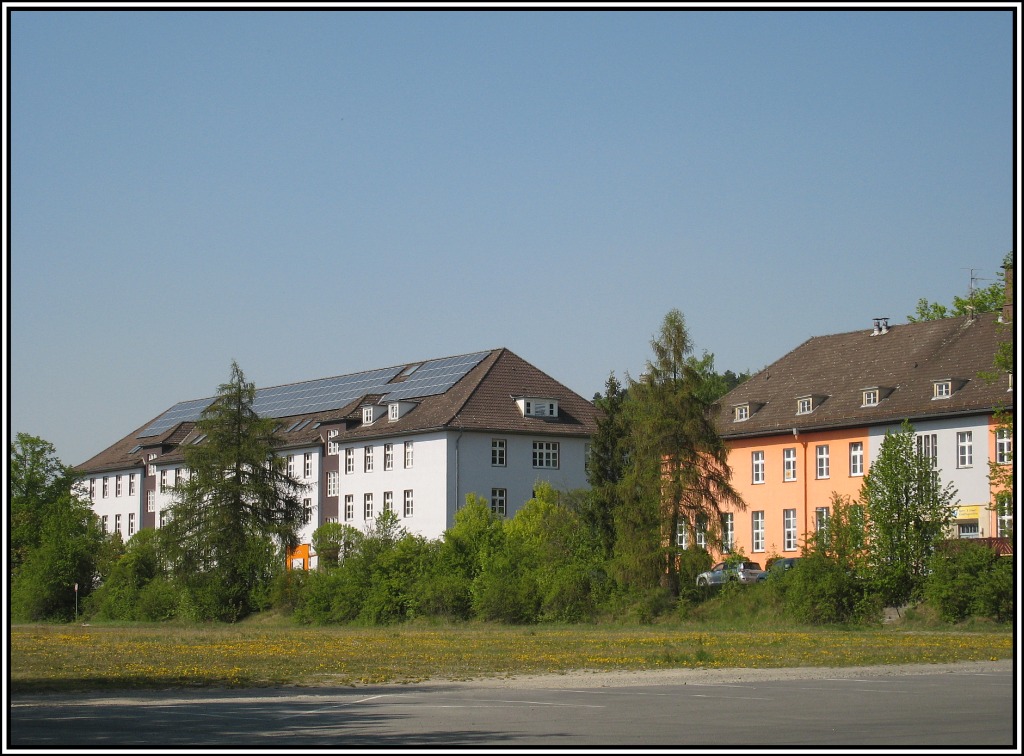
xmin=138 ymin=397 xmax=216 ymax=437
xmin=380 ymin=351 xmax=490 ymax=402
xmin=136 ymin=351 xmax=491 ymax=439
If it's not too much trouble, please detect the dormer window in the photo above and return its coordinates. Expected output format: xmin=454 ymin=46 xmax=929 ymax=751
xmin=862 ymin=389 xmax=879 ymax=407
xmin=796 ymin=394 xmax=826 ymax=415
xmin=516 ymin=397 xmax=559 ymax=418
xmin=933 ymin=380 xmax=952 ymax=399
xmin=362 ymin=405 xmax=386 ymax=424
xmin=734 ymin=404 xmax=750 ymax=422
xmin=387 ymin=401 xmax=416 ymax=422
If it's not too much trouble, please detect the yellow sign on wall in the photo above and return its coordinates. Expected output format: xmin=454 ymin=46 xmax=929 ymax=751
xmin=955 ymin=505 xmax=981 ymax=520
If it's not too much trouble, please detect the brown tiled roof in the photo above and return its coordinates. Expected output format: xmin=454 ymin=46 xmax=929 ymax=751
xmin=76 ymin=348 xmax=598 ymax=473
xmin=716 ymin=313 xmax=1013 ymax=439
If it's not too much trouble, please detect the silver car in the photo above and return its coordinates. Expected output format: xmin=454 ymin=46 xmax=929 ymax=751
xmin=696 ymin=560 xmax=764 ymax=587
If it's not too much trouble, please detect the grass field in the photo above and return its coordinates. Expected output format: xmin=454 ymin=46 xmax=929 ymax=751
xmin=10 ymin=620 xmax=1012 ymax=693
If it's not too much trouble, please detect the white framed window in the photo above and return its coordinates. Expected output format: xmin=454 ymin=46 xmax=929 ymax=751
xmin=532 ymin=441 xmax=559 ymax=469
xmin=327 ymin=471 xmax=339 ymax=497
xmin=129 ymin=474 xmax=136 ymax=496
xmin=917 ymin=433 xmax=938 ymax=464
xmin=957 ymin=431 xmax=973 ymax=468
xmin=492 ymin=439 xmax=507 ymax=467
xmin=752 ymin=451 xmax=765 ymax=484
xmin=345 ymin=448 xmax=354 ymax=474
xmin=389 ymin=403 xmax=400 ymax=421
xmin=816 ymin=445 xmax=829 ymax=479
xmin=116 ymin=475 xmax=123 ymax=497
xmin=933 ymin=380 xmax=952 ymax=399
xmin=159 ymin=510 xmax=166 ymax=529
xmin=521 ymin=399 xmax=559 ymax=417
xmin=363 ymin=407 xmax=374 ymax=424
xmin=783 ymin=448 xmax=797 ymax=481
xmin=404 ymin=440 xmax=414 ymax=469
xmin=364 ymin=493 xmax=374 ymax=519
xmin=344 ymin=494 xmax=354 ymax=521
xmin=303 ymin=498 xmax=312 ymax=524
xmin=102 ymin=477 xmax=109 ymax=498
xmin=797 ymin=397 xmax=812 ymax=415
xmin=958 ymin=522 xmax=980 ymax=539
xmin=862 ymin=389 xmax=879 ymax=407
xmin=114 ymin=513 xmax=121 ymax=534
xmin=734 ymin=404 xmax=749 ymax=422
xmin=676 ymin=521 xmax=689 ymax=549
xmin=287 ymin=455 xmax=296 ymax=477
xmin=998 ymin=511 xmax=1013 ymax=538
xmin=721 ymin=512 xmax=734 ymax=553
xmin=101 ymin=514 xmax=108 ymax=533
xmin=90 ymin=479 xmax=96 ymax=499
xmin=304 ymin=452 xmax=312 ymax=478
xmin=383 ymin=491 xmax=394 ymax=513
xmin=695 ymin=515 xmax=707 ymax=549
xmin=147 ymin=490 xmax=155 ymax=512
xmin=364 ymin=446 xmax=374 ymax=473
xmin=327 ymin=429 xmax=340 ymax=455
xmin=783 ymin=509 xmax=797 ymax=551
xmin=148 ymin=453 xmax=157 ymax=476
xmin=815 ymin=506 xmax=829 ymax=535
xmin=384 ymin=443 xmax=394 ymax=471
xmin=849 ymin=442 xmax=864 ymax=476
xmin=160 ymin=470 xmax=168 ymax=493
xmin=404 ymin=489 xmax=414 ymax=518
xmin=997 ymin=428 xmax=1012 ymax=464
xmin=491 ymin=488 xmax=507 ymax=516
xmin=752 ymin=511 xmax=765 ymax=553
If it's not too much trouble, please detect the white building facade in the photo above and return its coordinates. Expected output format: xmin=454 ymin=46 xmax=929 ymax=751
xmin=76 ymin=349 xmax=599 ymax=567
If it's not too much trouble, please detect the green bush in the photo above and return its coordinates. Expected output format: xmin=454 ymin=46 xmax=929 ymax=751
xmin=293 ymin=568 xmax=365 ymax=625
xmin=409 ymin=569 xmax=473 ymax=621
xmin=781 ymin=553 xmax=881 ymax=626
xmin=676 ymin=546 xmax=713 ymax=607
xmin=134 ymin=577 xmax=180 ymax=622
xmin=925 ymin=542 xmax=1014 ymax=623
xmin=472 ymin=540 xmax=540 ymax=624
xmin=269 ymin=569 xmax=308 ymax=614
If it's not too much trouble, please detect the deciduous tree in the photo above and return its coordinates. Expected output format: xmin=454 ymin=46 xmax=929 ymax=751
xmin=861 ymin=421 xmax=957 ymax=606
xmin=10 ymin=434 xmax=105 ymax=621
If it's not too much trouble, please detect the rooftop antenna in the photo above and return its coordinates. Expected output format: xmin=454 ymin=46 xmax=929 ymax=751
xmin=962 ymin=268 xmax=992 ymax=320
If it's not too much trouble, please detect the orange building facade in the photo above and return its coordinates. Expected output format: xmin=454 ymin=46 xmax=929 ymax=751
xmin=710 ymin=311 xmax=1013 ymax=563
xmin=723 ymin=427 xmax=870 ymax=560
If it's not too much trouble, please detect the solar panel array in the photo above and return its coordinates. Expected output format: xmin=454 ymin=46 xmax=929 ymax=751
xmin=138 ymin=397 xmax=216 ymax=438
xmin=381 ymin=351 xmax=492 ymax=401
xmin=136 ymin=351 xmax=491 ymax=439
xmin=251 ymin=366 xmax=403 ymax=419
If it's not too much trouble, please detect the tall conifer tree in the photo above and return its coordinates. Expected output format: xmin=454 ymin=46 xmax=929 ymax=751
xmin=161 ymin=361 xmax=308 ymax=621
xmin=617 ymin=310 xmax=744 ymax=594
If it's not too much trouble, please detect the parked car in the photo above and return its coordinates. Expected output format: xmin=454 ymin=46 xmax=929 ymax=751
xmin=696 ymin=560 xmax=764 ymax=587
xmin=756 ymin=557 xmax=802 ymax=581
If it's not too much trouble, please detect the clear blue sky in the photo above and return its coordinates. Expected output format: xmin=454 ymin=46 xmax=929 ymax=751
xmin=9 ymin=7 xmax=1018 ymax=467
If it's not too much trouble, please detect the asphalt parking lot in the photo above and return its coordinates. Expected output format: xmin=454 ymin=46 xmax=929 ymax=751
xmin=7 ymin=661 xmax=1014 ymax=749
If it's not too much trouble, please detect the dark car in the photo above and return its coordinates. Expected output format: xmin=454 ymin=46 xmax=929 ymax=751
xmin=756 ymin=557 xmax=802 ymax=581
